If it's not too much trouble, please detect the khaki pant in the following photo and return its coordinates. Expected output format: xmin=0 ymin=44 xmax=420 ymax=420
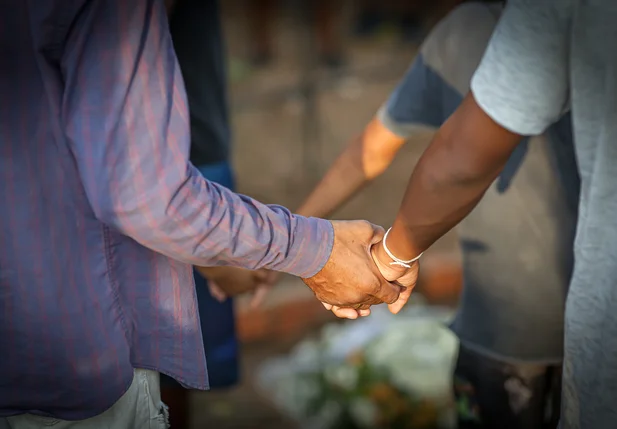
xmin=0 ymin=370 xmax=169 ymax=429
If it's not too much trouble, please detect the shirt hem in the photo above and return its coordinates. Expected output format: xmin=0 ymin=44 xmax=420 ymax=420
xmin=0 ymin=371 xmax=134 ymax=421
xmin=454 ymin=336 xmax=564 ymax=366
xmin=133 ymin=363 xmax=210 ymax=391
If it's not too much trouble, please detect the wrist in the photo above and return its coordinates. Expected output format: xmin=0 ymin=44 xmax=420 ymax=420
xmin=385 ymin=220 xmax=423 ymax=262
xmin=372 ymin=240 xmax=409 ymax=278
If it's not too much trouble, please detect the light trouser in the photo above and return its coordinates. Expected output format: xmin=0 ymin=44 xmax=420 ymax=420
xmin=0 ymin=370 xmax=169 ymax=429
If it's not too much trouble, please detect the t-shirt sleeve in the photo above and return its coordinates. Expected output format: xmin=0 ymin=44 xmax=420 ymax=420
xmin=471 ymin=0 xmax=571 ymax=136
xmin=377 ymin=54 xmax=446 ymax=138
xmin=378 ymin=2 xmax=501 ymax=138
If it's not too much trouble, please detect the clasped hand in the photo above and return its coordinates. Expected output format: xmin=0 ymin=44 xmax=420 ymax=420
xmin=195 ymin=220 xmax=418 ymax=317
xmin=302 ymin=220 xmax=419 ymax=319
xmin=194 ymin=265 xmax=277 ymax=308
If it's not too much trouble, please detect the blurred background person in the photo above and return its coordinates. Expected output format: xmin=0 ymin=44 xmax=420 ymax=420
xmin=354 ymin=0 xmax=466 ymax=41
xmin=246 ymin=0 xmax=345 ymax=69
xmin=278 ymin=1 xmax=579 ymax=428
xmin=1 ymin=0 xmax=400 ymax=427
xmin=165 ymin=0 xmax=275 ymax=427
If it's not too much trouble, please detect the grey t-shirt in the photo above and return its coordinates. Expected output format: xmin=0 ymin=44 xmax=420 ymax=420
xmin=472 ymin=0 xmax=617 ymax=427
xmin=379 ymin=2 xmax=578 ymax=363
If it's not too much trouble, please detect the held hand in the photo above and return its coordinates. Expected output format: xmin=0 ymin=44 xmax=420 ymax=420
xmin=320 ymin=236 xmax=419 ymax=318
xmin=370 ymin=239 xmax=419 ymax=314
xmin=302 ymin=220 xmax=402 ymax=317
xmin=248 ymin=269 xmax=278 ymax=308
xmin=195 ymin=266 xmax=276 ymax=307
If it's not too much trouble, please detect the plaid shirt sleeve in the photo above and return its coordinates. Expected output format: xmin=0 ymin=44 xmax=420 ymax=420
xmin=60 ymin=0 xmax=333 ymax=278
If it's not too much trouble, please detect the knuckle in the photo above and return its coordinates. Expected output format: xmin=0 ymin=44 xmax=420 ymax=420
xmin=377 ymin=282 xmax=398 ymax=304
xmin=356 ymin=220 xmax=373 ymax=234
xmin=360 ymin=219 xmax=372 ymax=228
xmin=365 ymin=297 xmax=381 ymax=306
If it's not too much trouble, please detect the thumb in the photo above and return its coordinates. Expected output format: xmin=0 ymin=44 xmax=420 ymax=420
xmin=208 ymin=281 xmax=227 ymax=303
xmin=368 ymin=224 xmax=386 ymax=246
xmin=249 ymin=284 xmax=271 ymax=308
xmin=370 ymin=241 xmax=407 ymax=283
xmin=253 ymin=269 xmax=279 ymax=286
xmin=388 ymin=285 xmax=412 ymax=314
xmin=368 ymin=239 xmax=403 ymax=305
xmin=387 ymin=264 xmax=419 ymax=314
xmin=374 ymin=280 xmax=403 ymax=305
xmin=252 ymin=269 xmax=268 ymax=282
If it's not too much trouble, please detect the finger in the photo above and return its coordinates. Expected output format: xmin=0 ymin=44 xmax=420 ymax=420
xmin=388 ymin=284 xmax=413 ymax=314
xmin=255 ymin=270 xmax=281 ymax=288
xmin=253 ymin=269 xmax=269 ymax=282
xmin=331 ymin=306 xmax=360 ymax=320
xmin=352 ymin=303 xmax=372 ymax=311
xmin=208 ymin=281 xmax=227 ymax=303
xmin=322 ymin=302 xmax=333 ymax=310
xmin=266 ymin=270 xmax=281 ymax=285
xmin=357 ymin=308 xmax=371 ymax=317
xmin=374 ymin=280 xmax=402 ymax=305
xmin=249 ymin=284 xmax=271 ymax=308
xmin=368 ymin=224 xmax=386 ymax=245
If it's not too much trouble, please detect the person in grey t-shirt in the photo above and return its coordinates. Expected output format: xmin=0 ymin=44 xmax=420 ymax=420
xmin=287 ymin=2 xmax=578 ymax=427
xmin=347 ymin=0 xmax=617 ymax=428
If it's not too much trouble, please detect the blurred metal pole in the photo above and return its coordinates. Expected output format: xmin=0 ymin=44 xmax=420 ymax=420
xmin=292 ymin=0 xmax=321 ymax=182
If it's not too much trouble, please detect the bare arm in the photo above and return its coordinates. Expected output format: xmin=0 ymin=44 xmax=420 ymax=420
xmin=296 ymin=118 xmax=407 ymax=218
xmin=374 ymin=93 xmax=523 ymax=263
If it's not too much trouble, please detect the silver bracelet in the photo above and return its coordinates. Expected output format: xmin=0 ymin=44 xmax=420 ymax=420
xmin=382 ymin=227 xmax=423 ymax=269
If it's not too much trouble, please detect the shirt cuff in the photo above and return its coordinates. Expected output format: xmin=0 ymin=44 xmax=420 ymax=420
xmin=277 ymin=216 xmax=334 ymax=279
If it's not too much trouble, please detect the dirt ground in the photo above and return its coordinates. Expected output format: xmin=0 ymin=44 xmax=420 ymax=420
xmin=189 ymin=4 xmax=459 ymax=428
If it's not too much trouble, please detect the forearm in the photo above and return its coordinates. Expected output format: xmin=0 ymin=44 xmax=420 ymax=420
xmin=107 ymin=164 xmax=334 ymax=278
xmin=297 ymin=118 xmax=405 ymax=218
xmin=386 ymin=147 xmax=495 ymax=259
xmin=62 ymin=0 xmax=333 ymax=279
xmin=384 ymin=93 xmax=522 ymax=259
xmin=296 ymin=136 xmax=368 ymax=218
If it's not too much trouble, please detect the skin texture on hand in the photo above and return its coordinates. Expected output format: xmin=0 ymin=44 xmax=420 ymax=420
xmin=302 ymin=220 xmax=402 ymax=313
xmin=262 ymin=119 xmax=409 ymax=319
xmin=371 ymin=240 xmax=419 ymax=314
xmin=322 ymin=240 xmax=419 ymax=319
xmin=324 ymin=94 xmax=522 ymax=319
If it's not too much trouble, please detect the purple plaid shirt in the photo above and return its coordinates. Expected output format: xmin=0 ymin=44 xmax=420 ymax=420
xmin=0 ymin=0 xmax=332 ymax=420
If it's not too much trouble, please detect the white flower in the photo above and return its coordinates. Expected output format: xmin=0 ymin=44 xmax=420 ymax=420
xmin=274 ymin=374 xmax=322 ymax=418
xmin=257 ymin=303 xmax=460 ymax=427
xmin=321 ymin=319 xmax=382 ymax=361
xmin=305 ymin=400 xmax=343 ymax=429
xmin=349 ymin=398 xmax=379 ymax=428
xmin=323 ymin=363 xmax=358 ymax=391
xmin=364 ymin=317 xmax=458 ymax=401
xmin=290 ymin=339 xmax=323 ymax=371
